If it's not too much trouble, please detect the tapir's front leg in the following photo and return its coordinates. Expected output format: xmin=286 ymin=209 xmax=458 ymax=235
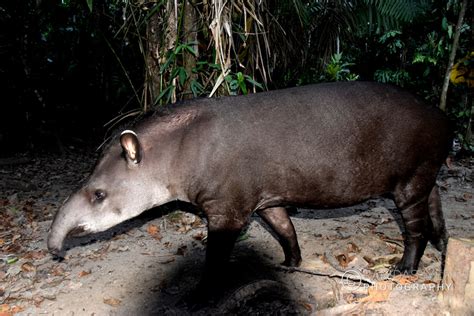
xmin=203 ymin=220 xmax=242 ymax=280
xmin=182 ymin=212 xmax=245 ymax=306
xmin=201 ymin=209 xmax=247 ymax=285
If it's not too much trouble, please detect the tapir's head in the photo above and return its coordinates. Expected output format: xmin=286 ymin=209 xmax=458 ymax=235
xmin=47 ymin=130 xmax=173 ymax=257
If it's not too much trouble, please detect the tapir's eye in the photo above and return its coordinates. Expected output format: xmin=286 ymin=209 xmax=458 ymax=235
xmin=94 ymin=190 xmax=106 ymax=202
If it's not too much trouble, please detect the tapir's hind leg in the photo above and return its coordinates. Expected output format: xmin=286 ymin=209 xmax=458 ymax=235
xmin=427 ymin=185 xmax=448 ymax=253
xmin=393 ymin=165 xmax=444 ymax=274
xmin=257 ymin=207 xmax=302 ymax=267
xmin=393 ymin=197 xmax=430 ymax=274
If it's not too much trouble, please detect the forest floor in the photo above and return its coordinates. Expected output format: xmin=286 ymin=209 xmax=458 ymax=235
xmin=0 ymin=150 xmax=473 ymax=315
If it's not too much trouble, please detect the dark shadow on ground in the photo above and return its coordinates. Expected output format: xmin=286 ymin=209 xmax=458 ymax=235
xmin=134 ymin=244 xmax=305 ymax=315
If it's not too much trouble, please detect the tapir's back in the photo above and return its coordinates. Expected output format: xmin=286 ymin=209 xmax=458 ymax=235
xmin=186 ymin=81 xmax=451 ymax=208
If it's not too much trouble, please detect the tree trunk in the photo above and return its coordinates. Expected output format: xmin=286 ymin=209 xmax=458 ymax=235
xmin=183 ymin=0 xmax=198 ymax=99
xmin=145 ymin=0 xmax=178 ymax=109
xmin=145 ymin=10 xmax=162 ymax=111
xmin=165 ymin=0 xmax=178 ymax=104
xmin=439 ymin=0 xmax=468 ymax=112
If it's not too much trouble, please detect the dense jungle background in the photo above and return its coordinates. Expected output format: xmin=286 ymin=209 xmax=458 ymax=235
xmin=0 ymin=0 xmax=472 ymax=155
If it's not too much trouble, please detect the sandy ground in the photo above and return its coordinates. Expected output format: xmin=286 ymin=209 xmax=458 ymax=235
xmin=0 ymin=152 xmax=473 ymax=315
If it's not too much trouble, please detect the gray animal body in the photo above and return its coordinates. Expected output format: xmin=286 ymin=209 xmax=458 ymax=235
xmin=48 ymin=82 xmax=451 ymax=284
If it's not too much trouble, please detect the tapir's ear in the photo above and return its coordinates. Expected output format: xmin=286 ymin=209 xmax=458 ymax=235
xmin=120 ymin=130 xmax=141 ymax=164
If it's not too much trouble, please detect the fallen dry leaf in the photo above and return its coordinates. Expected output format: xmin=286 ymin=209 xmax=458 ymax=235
xmin=192 ymin=231 xmax=207 ymax=241
xmin=177 ymin=225 xmax=192 ymax=233
xmin=96 ymin=243 xmax=111 ymax=256
xmin=5 ymin=243 xmax=21 ymax=253
xmin=50 ymin=265 xmax=65 ymax=276
xmin=33 ymin=296 xmax=44 ymax=307
xmin=0 ymin=304 xmax=24 ymax=316
xmin=78 ymin=270 xmax=91 ymax=277
xmin=343 ymin=293 xmax=357 ymax=304
xmin=11 ymin=234 xmax=21 ymax=244
xmin=336 ymin=253 xmax=354 ymax=268
xmin=21 ymin=262 xmax=36 ymax=273
xmin=358 ymin=281 xmax=394 ymax=303
xmin=23 ymin=250 xmax=46 ymax=260
xmin=392 ymin=274 xmax=418 ymax=285
xmin=363 ymin=255 xmax=375 ymax=267
xmin=103 ymin=297 xmax=122 ymax=307
xmin=191 ymin=217 xmax=205 ymax=228
xmin=0 ymin=304 xmax=10 ymax=312
xmin=422 ymin=279 xmax=437 ymax=285
xmin=298 ymin=301 xmax=313 ymax=312
xmin=147 ymin=224 xmax=162 ymax=240
xmin=347 ymin=242 xmax=361 ymax=253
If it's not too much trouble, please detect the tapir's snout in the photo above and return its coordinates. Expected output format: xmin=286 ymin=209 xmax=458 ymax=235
xmin=47 ymin=231 xmax=66 ymax=259
xmin=47 ymin=198 xmax=83 ymax=259
xmin=47 ymin=216 xmax=89 ymax=257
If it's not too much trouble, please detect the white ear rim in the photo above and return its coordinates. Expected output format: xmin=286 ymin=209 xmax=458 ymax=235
xmin=120 ymin=130 xmax=140 ymax=164
xmin=121 ymin=130 xmax=137 ymax=136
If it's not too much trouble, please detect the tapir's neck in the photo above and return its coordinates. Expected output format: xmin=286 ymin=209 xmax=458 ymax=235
xmin=139 ymin=104 xmax=214 ymax=208
xmin=140 ymin=134 xmax=196 ymax=207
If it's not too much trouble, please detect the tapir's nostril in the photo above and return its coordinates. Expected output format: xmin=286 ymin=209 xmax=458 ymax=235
xmin=47 ymin=243 xmax=59 ymax=255
xmin=47 ymin=231 xmax=65 ymax=258
xmin=50 ymin=251 xmax=65 ymax=261
xmin=47 ymin=242 xmax=66 ymax=260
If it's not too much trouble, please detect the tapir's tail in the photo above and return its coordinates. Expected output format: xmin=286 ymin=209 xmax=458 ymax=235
xmin=427 ymin=185 xmax=448 ymax=253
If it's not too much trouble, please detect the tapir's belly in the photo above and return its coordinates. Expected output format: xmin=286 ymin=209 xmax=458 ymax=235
xmin=228 ymin=153 xmax=398 ymax=211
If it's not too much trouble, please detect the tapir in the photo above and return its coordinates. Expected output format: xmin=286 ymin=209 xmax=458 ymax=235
xmin=48 ymin=81 xmax=451 ymax=281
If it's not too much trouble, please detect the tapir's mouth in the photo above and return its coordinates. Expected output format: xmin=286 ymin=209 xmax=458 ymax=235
xmin=67 ymin=225 xmax=88 ymax=237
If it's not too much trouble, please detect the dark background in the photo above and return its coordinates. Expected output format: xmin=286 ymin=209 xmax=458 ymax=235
xmin=0 ymin=0 xmax=472 ymax=155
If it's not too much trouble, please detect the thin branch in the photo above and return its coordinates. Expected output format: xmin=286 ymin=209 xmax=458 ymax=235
xmin=277 ymin=265 xmax=376 ymax=285
xmin=440 ymin=0 xmax=468 ymax=111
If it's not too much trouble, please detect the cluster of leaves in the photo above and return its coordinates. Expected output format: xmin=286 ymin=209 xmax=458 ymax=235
xmin=351 ymin=1 xmax=472 ymax=151
xmin=103 ymin=0 xmax=281 ymax=110
xmin=321 ymin=53 xmax=359 ymax=82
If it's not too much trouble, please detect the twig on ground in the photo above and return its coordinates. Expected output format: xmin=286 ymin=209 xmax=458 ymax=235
xmin=277 ymin=265 xmax=375 ymax=285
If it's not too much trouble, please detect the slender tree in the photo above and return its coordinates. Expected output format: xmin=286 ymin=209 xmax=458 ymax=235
xmin=440 ymin=0 xmax=468 ymax=112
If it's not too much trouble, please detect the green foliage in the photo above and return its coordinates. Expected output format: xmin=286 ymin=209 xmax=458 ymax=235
xmin=374 ymin=69 xmax=411 ymax=86
xmin=378 ymin=30 xmax=404 ymax=54
xmin=86 ymin=0 xmax=93 ymax=12
xmin=225 ymin=72 xmax=263 ymax=96
xmin=2 ymin=0 xmax=472 ymax=155
xmin=361 ymin=0 xmax=430 ymax=25
xmin=155 ymin=41 xmax=198 ymax=104
xmin=322 ymin=53 xmax=359 ymax=82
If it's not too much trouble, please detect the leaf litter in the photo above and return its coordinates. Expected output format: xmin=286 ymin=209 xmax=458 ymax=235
xmin=0 ymin=152 xmax=472 ymax=314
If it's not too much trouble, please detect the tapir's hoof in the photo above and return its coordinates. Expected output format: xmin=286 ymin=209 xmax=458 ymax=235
xmin=282 ymin=257 xmax=302 ymax=267
xmin=430 ymin=236 xmax=448 ymax=253
xmin=390 ymin=261 xmax=418 ymax=276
